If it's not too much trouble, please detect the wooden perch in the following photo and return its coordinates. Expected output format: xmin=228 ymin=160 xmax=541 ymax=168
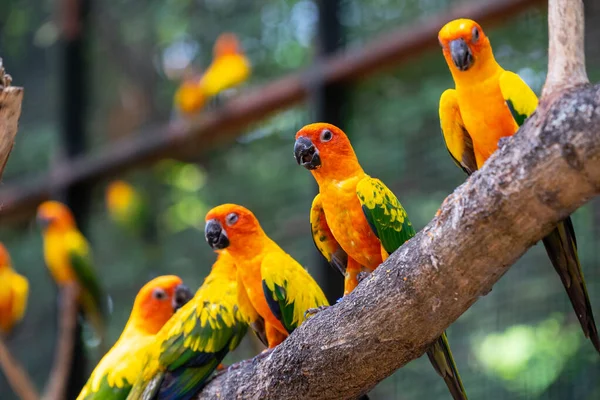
xmin=0 ymin=338 xmax=39 ymax=400
xmin=0 ymin=58 xmax=23 ymax=180
xmin=198 ymin=0 xmax=599 ymax=399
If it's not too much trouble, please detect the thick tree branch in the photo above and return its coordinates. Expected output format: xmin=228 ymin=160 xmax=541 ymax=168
xmin=198 ymin=1 xmax=599 ymax=399
xmin=0 ymin=58 xmax=23 ymax=180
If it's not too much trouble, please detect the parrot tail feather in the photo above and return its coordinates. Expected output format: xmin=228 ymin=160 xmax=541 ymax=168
xmin=542 ymin=217 xmax=600 ymax=354
xmin=426 ymin=332 xmax=468 ymax=400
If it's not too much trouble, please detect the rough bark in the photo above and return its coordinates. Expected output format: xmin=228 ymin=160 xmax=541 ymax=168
xmin=198 ymin=0 xmax=599 ymax=399
xmin=0 ymin=59 xmax=23 ymax=179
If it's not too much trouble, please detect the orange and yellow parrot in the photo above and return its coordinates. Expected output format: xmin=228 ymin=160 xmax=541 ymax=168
xmin=438 ymin=18 xmax=599 ymax=353
xmin=77 ymin=275 xmax=192 ymax=400
xmin=37 ymin=201 xmax=108 ymax=344
xmin=204 ymin=204 xmax=328 ymax=349
xmin=174 ymin=32 xmax=251 ymax=115
xmin=105 ymin=180 xmax=152 ymax=240
xmin=127 ymin=250 xmax=250 ymax=400
xmin=294 ymin=123 xmax=468 ymax=400
xmin=0 ymin=243 xmax=29 ymax=335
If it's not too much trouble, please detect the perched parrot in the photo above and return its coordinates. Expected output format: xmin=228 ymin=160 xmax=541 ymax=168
xmin=204 ymin=204 xmax=328 ymax=348
xmin=0 ymin=243 xmax=29 ymax=335
xmin=438 ymin=18 xmax=599 ymax=353
xmin=77 ymin=275 xmax=192 ymax=400
xmin=174 ymin=76 xmax=207 ymax=115
xmin=37 ymin=200 xmax=108 ymax=345
xmin=105 ymin=180 xmax=152 ymax=240
xmin=199 ymin=33 xmax=251 ymax=98
xmin=294 ymin=123 xmax=468 ymax=400
xmin=127 ymin=250 xmax=250 ymax=400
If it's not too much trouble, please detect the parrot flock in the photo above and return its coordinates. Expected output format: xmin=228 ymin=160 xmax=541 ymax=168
xmin=0 ymin=17 xmax=598 ymax=400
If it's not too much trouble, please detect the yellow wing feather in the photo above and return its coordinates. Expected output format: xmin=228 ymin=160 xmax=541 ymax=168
xmin=498 ymin=70 xmax=538 ymax=125
xmin=439 ymin=89 xmax=477 ymax=175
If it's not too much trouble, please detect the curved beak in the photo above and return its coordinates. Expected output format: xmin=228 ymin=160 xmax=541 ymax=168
xmin=205 ymin=219 xmax=230 ymax=250
xmin=449 ymin=39 xmax=473 ymax=71
xmin=172 ymin=284 xmax=193 ymax=311
xmin=294 ymin=136 xmax=321 ymax=170
xmin=36 ymin=214 xmax=52 ymax=230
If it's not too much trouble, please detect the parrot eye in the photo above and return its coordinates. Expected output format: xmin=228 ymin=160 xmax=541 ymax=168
xmin=472 ymin=27 xmax=480 ymax=43
xmin=226 ymin=213 xmax=239 ymax=226
xmin=320 ymin=129 xmax=333 ymax=142
xmin=152 ymin=288 xmax=167 ymax=300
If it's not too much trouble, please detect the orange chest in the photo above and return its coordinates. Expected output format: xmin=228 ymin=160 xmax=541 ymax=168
xmin=320 ymin=182 xmax=382 ymax=270
xmin=457 ymin=82 xmax=518 ymax=166
xmin=236 ymin=258 xmax=286 ymax=333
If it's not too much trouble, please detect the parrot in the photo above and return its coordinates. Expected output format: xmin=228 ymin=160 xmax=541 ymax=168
xmin=174 ymin=32 xmax=250 ymax=115
xmin=77 ymin=275 xmax=192 ymax=400
xmin=294 ymin=123 xmax=468 ymax=400
xmin=0 ymin=243 xmax=29 ymax=335
xmin=105 ymin=180 xmax=152 ymax=240
xmin=204 ymin=203 xmax=329 ymax=349
xmin=438 ymin=18 xmax=599 ymax=353
xmin=37 ymin=200 xmax=108 ymax=346
xmin=127 ymin=250 xmax=251 ymax=400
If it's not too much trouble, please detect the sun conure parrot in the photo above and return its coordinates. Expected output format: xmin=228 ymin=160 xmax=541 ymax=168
xmin=105 ymin=180 xmax=152 ymax=240
xmin=77 ymin=275 xmax=192 ymax=400
xmin=438 ymin=18 xmax=599 ymax=353
xmin=0 ymin=243 xmax=29 ymax=335
xmin=37 ymin=200 xmax=108 ymax=346
xmin=294 ymin=123 xmax=468 ymax=400
xmin=127 ymin=250 xmax=251 ymax=400
xmin=204 ymin=204 xmax=329 ymax=349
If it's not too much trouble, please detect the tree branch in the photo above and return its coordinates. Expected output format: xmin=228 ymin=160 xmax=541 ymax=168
xmin=0 ymin=338 xmax=40 ymax=400
xmin=198 ymin=1 xmax=600 ymax=399
xmin=0 ymin=58 xmax=23 ymax=180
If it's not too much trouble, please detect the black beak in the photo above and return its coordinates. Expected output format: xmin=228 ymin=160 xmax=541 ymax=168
xmin=294 ymin=136 xmax=321 ymax=170
xmin=172 ymin=284 xmax=193 ymax=311
xmin=205 ymin=219 xmax=230 ymax=250
xmin=450 ymin=39 xmax=473 ymax=71
xmin=36 ymin=215 xmax=52 ymax=229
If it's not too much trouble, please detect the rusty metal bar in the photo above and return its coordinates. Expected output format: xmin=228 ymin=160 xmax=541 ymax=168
xmin=0 ymin=0 xmax=544 ymax=224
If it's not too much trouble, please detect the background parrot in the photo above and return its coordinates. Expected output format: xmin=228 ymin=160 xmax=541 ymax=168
xmin=294 ymin=122 xmax=468 ymax=400
xmin=438 ymin=18 xmax=599 ymax=353
xmin=204 ymin=203 xmax=329 ymax=349
xmin=0 ymin=243 xmax=29 ymax=335
xmin=174 ymin=32 xmax=250 ymax=115
xmin=77 ymin=275 xmax=192 ymax=400
xmin=127 ymin=250 xmax=249 ymax=400
xmin=105 ymin=180 xmax=153 ymax=241
xmin=37 ymin=200 xmax=109 ymax=346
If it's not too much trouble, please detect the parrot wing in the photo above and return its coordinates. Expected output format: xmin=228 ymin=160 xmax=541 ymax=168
xmin=426 ymin=332 xmax=468 ymax=400
xmin=500 ymin=70 xmax=600 ymax=352
xmin=498 ymin=70 xmax=538 ymax=126
xmin=439 ymin=89 xmax=477 ymax=175
xmin=261 ymin=252 xmax=328 ymax=334
xmin=310 ymin=194 xmax=348 ymax=276
xmin=134 ymin=276 xmax=247 ymax=400
xmin=356 ymin=176 xmax=416 ymax=255
xmin=236 ymin=271 xmax=268 ymax=346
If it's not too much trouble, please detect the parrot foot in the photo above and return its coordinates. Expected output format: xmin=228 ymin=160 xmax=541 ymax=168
xmin=304 ymin=305 xmax=330 ymax=319
xmin=357 ymin=271 xmax=371 ymax=284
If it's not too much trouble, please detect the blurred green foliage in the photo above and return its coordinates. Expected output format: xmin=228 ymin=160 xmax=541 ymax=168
xmin=1 ymin=0 xmax=599 ymax=399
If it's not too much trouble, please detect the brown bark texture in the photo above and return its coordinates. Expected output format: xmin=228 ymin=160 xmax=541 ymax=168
xmin=0 ymin=59 xmax=23 ymax=180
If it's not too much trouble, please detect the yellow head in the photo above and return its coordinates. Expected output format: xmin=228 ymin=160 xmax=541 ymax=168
xmin=36 ymin=201 xmax=77 ymax=231
xmin=105 ymin=180 xmax=136 ymax=214
xmin=130 ymin=275 xmax=192 ymax=334
xmin=438 ymin=19 xmax=495 ymax=77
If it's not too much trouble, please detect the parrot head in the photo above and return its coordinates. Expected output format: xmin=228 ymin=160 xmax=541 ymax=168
xmin=204 ymin=204 xmax=262 ymax=252
xmin=105 ymin=180 xmax=137 ymax=215
xmin=214 ymin=33 xmax=243 ymax=58
xmin=36 ymin=201 xmax=77 ymax=231
xmin=133 ymin=275 xmax=193 ymax=334
xmin=0 ymin=243 xmax=11 ymax=270
xmin=438 ymin=19 xmax=490 ymax=73
xmin=294 ymin=122 xmax=362 ymax=181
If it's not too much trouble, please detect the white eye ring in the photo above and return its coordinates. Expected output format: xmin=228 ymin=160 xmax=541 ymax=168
xmin=153 ymin=288 xmax=167 ymax=300
xmin=472 ymin=27 xmax=480 ymax=42
xmin=320 ymin=129 xmax=333 ymax=142
xmin=226 ymin=213 xmax=239 ymax=226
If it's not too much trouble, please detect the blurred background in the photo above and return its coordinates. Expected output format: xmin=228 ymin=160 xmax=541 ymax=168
xmin=1 ymin=0 xmax=599 ymax=399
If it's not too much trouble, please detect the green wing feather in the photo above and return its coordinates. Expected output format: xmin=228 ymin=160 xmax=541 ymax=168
xmin=261 ymin=253 xmax=328 ymax=333
xmin=79 ymin=374 xmax=132 ymax=400
xmin=426 ymin=332 xmax=468 ymax=400
xmin=310 ymin=194 xmax=347 ymax=276
xmin=356 ymin=177 xmax=415 ymax=254
xmin=498 ymin=70 xmax=538 ymax=126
